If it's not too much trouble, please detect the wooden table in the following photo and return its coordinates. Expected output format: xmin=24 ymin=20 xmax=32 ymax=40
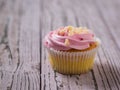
xmin=0 ymin=0 xmax=120 ymax=90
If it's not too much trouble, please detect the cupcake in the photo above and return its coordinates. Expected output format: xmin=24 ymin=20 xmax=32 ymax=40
xmin=44 ymin=26 xmax=100 ymax=75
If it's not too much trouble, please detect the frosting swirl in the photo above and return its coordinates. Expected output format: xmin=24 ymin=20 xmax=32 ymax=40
xmin=44 ymin=26 xmax=97 ymax=50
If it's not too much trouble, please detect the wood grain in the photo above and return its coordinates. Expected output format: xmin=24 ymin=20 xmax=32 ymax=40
xmin=0 ymin=0 xmax=120 ymax=90
xmin=0 ymin=0 xmax=40 ymax=90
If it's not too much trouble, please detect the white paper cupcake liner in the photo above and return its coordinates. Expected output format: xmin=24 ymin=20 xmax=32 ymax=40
xmin=47 ymin=39 xmax=100 ymax=74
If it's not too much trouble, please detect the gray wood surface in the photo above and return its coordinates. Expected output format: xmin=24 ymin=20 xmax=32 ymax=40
xmin=0 ymin=0 xmax=120 ymax=90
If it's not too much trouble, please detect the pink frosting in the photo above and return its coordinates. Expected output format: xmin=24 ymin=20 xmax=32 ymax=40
xmin=44 ymin=28 xmax=96 ymax=50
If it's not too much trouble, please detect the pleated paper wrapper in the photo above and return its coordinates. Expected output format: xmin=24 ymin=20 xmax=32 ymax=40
xmin=47 ymin=45 xmax=99 ymax=75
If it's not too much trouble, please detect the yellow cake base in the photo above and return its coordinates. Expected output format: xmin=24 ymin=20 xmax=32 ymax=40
xmin=49 ymin=55 xmax=95 ymax=74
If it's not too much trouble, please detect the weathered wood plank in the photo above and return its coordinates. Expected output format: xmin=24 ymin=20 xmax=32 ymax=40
xmin=41 ymin=8 xmax=58 ymax=90
xmin=0 ymin=0 xmax=40 ymax=90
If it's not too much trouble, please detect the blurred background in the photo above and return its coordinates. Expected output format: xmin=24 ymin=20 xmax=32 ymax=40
xmin=0 ymin=0 xmax=120 ymax=90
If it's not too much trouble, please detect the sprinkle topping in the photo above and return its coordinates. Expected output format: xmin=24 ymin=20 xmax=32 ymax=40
xmin=58 ymin=26 xmax=89 ymax=36
xmin=65 ymin=39 xmax=70 ymax=46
